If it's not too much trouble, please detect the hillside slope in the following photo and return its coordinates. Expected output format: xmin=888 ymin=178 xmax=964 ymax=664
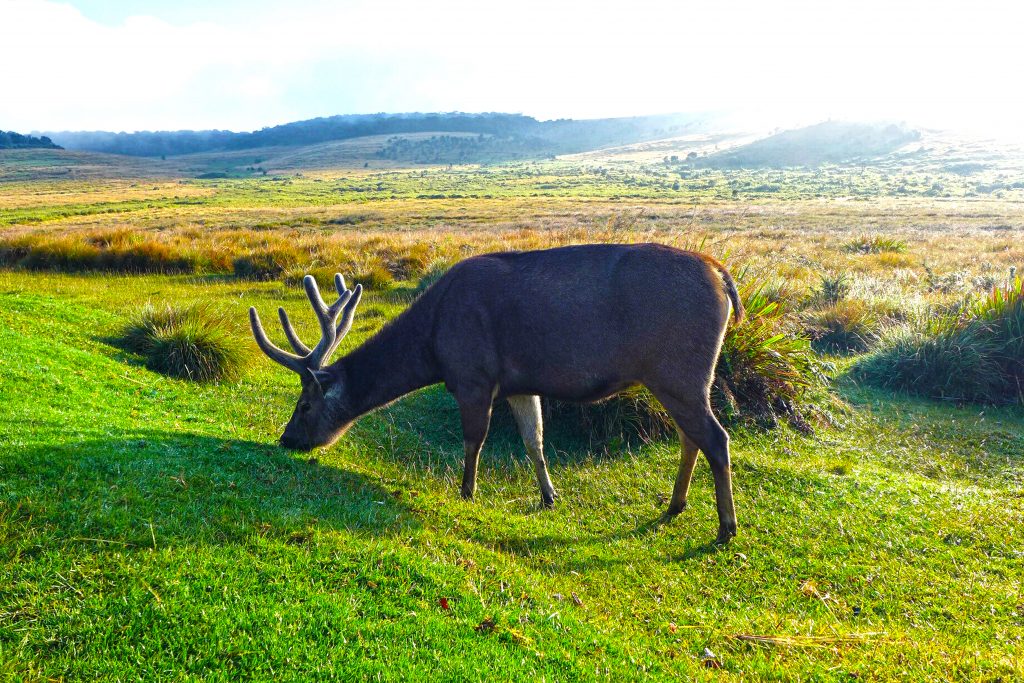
xmin=1 ymin=271 xmax=1021 ymax=680
xmin=697 ymin=121 xmax=922 ymax=168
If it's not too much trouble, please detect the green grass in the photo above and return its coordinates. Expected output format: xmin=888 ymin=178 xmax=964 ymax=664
xmin=1 ymin=270 xmax=1021 ymax=680
xmin=117 ymin=303 xmax=251 ymax=382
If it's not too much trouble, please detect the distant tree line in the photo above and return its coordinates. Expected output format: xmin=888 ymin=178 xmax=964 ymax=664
xmin=44 ymin=112 xmax=710 ymax=159
xmin=376 ymin=133 xmax=554 ymax=164
xmin=0 ymin=131 xmax=62 ymax=149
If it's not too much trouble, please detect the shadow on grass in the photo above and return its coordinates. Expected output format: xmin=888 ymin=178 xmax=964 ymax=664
xmin=463 ymin=509 xmax=728 ymax=572
xmin=371 ymin=385 xmax=661 ymax=475
xmin=1 ymin=429 xmax=416 ymax=554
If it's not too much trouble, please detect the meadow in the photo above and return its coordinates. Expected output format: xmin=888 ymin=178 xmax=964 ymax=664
xmin=1 ymin=145 xmax=1022 ymax=680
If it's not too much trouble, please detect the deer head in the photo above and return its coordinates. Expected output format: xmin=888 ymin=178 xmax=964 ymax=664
xmin=249 ymin=274 xmax=362 ymax=450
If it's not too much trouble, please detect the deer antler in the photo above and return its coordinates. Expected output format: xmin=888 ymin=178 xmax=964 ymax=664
xmin=249 ymin=273 xmax=363 ymax=374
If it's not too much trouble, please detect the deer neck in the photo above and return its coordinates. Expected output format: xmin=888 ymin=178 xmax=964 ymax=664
xmin=331 ymin=303 xmax=440 ymax=420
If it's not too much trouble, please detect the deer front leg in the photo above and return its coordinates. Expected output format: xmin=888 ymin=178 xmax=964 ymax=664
xmin=456 ymin=388 xmax=494 ymax=501
xmin=508 ymin=395 xmax=557 ymax=508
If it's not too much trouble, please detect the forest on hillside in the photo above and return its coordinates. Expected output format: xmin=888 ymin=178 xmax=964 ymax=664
xmin=44 ymin=112 xmax=711 ymax=158
xmin=0 ymin=131 xmax=62 ymax=149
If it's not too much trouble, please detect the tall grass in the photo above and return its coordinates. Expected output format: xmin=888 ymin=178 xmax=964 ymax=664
xmin=857 ymin=276 xmax=1023 ymax=404
xmin=118 ymin=304 xmax=249 ymax=382
xmin=844 ymin=235 xmax=907 ymax=254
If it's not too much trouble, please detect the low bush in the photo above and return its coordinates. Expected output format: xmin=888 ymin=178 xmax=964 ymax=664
xmin=117 ymin=304 xmax=249 ymax=382
xmin=283 ymin=265 xmax=340 ymax=289
xmin=803 ymin=299 xmax=881 ymax=354
xmin=857 ymin=276 xmax=1023 ymax=404
xmin=714 ymin=281 xmax=831 ymax=431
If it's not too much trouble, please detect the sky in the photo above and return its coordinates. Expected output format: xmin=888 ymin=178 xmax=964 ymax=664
xmin=2 ymin=0 xmax=1022 ymax=134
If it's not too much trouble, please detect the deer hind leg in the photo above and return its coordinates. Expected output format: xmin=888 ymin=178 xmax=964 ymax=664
xmin=508 ymin=395 xmax=557 ymax=508
xmin=651 ymin=389 xmax=737 ymax=544
xmin=667 ymin=429 xmax=700 ymax=516
xmin=456 ymin=387 xmax=494 ymax=501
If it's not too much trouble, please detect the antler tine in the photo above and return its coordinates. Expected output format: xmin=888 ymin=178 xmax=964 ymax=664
xmin=325 ymin=283 xmax=363 ymax=359
xmin=303 ymin=274 xmax=354 ymax=369
xmin=277 ymin=307 xmax=311 ymax=355
xmin=249 ymin=307 xmax=306 ymax=374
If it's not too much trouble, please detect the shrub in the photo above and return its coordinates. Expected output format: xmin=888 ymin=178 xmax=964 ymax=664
xmin=857 ymin=276 xmax=1023 ymax=404
xmin=758 ymin=277 xmax=809 ymax=312
xmin=545 ymin=388 xmax=675 ymax=447
xmin=1 ymin=233 xmax=198 ymax=274
xmin=117 ymin=304 xmax=249 ymax=382
xmin=803 ymin=299 xmax=881 ymax=354
xmin=844 ymin=235 xmax=907 ymax=254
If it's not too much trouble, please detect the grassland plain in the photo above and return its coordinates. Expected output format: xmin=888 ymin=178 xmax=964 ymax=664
xmin=1 ymin=147 xmax=1023 ymax=680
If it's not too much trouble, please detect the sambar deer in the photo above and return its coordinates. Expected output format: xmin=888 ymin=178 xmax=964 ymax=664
xmin=249 ymin=243 xmax=744 ymax=543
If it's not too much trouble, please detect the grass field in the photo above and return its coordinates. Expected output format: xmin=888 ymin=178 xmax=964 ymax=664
xmin=1 ymin=143 xmax=1023 ymax=680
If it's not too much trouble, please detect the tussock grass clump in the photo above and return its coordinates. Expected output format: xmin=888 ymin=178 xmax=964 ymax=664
xmin=118 ymin=304 xmax=249 ymax=382
xmin=714 ymin=281 xmax=830 ymax=431
xmin=803 ymin=299 xmax=881 ymax=354
xmin=857 ymin=276 xmax=1024 ymax=404
xmin=844 ymin=235 xmax=907 ymax=254
xmin=283 ymin=265 xmax=343 ymax=289
xmin=811 ymin=272 xmax=851 ymax=306
xmin=758 ymin=277 xmax=809 ymax=311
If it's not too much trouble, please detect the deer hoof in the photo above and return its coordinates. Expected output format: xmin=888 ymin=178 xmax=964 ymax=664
xmin=541 ymin=494 xmax=556 ymax=509
xmin=665 ymin=501 xmax=687 ymax=517
xmin=714 ymin=524 xmax=737 ymax=545
xmin=460 ymin=487 xmax=475 ymax=501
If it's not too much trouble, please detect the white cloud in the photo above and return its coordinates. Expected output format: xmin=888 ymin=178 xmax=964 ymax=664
xmin=1 ymin=0 xmax=1021 ymax=134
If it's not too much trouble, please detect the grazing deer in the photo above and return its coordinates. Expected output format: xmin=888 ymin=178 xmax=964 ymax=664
xmin=249 ymin=243 xmax=744 ymax=543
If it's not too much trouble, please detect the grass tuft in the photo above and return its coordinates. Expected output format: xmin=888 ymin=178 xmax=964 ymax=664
xmin=714 ymin=280 xmax=832 ymax=430
xmin=117 ymin=303 xmax=249 ymax=382
xmin=857 ymin=276 xmax=1024 ymax=404
xmin=811 ymin=272 xmax=851 ymax=306
xmin=844 ymin=234 xmax=907 ymax=254
xmin=803 ymin=299 xmax=882 ymax=354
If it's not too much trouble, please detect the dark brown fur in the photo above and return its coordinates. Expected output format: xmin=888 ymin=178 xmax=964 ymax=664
xmin=251 ymin=243 xmax=742 ymax=543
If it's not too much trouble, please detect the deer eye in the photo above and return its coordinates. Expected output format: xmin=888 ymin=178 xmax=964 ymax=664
xmin=299 ymin=401 xmax=312 ymax=412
